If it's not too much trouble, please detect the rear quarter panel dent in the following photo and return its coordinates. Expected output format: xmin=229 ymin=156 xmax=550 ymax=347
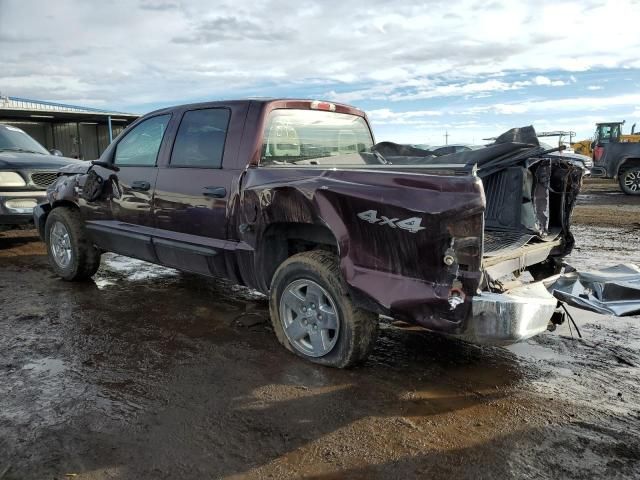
xmin=240 ymin=168 xmax=485 ymax=326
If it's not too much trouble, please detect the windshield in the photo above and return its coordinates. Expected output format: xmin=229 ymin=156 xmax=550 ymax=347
xmin=0 ymin=126 xmax=49 ymax=154
xmin=260 ymin=109 xmax=374 ymax=167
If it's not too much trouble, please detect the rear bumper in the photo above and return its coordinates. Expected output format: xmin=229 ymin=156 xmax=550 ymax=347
xmin=455 ymin=281 xmax=558 ymax=346
xmin=0 ymin=190 xmax=47 ymax=226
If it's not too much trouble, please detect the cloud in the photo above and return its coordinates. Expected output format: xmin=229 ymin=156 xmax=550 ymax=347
xmin=0 ymin=32 xmax=43 ymax=43
xmin=0 ymin=0 xmax=638 ymax=144
xmin=138 ymin=0 xmax=180 ymax=10
xmin=533 ymin=76 xmax=566 ymax=86
xmin=173 ymin=16 xmax=294 ymax=43
xmin=368 ymin=108 xmax=442 ymax=120
xmin=367 ymin=108 xmax=443 ymax=125
xmin=328 ymin=75 xmax=574 ymax=103
xmin=1 ymin=0 xmax=638 ymax=107
xmin=466 ymin=93 xmax=640 ymax=116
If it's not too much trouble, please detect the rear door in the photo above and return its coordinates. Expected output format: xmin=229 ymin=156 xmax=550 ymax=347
xmin=152 ymin=104 xmax=247 ymax=275
xmin=85 ymin=113 xmax=172 ymax=262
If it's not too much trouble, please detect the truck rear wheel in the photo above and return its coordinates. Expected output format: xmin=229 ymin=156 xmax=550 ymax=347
xmin=45 ymin=207 xmax=101 ymax=281
xmin=619 ymin=166 xmax=640 ymax=195
xmin=269 ymin=250 xmax=378 ymax=368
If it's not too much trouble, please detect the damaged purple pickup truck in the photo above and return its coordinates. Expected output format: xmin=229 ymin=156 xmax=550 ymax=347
xmin=33 ymin=99 xmax=639 ymax=367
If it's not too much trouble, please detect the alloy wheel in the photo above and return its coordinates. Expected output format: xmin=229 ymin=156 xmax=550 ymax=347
xmin=623 ymin=169 xmax=640 ymax=192
xmin=279 ymin=278 xmax=340 ymax=357
xmin=50 ymin=221 xmax=72 ymax=269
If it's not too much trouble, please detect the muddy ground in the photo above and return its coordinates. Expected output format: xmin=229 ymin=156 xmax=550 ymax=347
xmin=1 ymin=178 xmax=639 ymax=479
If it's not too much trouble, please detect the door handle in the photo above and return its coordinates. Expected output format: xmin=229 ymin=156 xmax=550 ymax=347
xmin=202 ymin=186 xmax=227 ymax=198
xmin=131 ymin=180 xmax=151 ymax=191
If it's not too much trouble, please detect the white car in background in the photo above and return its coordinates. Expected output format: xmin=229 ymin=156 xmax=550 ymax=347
xmin=539 ymin=140 xmax=593 ymax=171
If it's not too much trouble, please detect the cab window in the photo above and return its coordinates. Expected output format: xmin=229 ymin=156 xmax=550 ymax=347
xmin=114 ymin=114 xmax=171 ymax=166
xmin=170 ymin=108 xmax=230 ymax=168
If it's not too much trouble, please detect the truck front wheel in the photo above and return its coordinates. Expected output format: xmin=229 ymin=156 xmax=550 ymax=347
xmin=619 ymin=166 xmax=640 ymax=195
xmin=269 ymin=250 xmax=378 ymax=368
xmin=45 ymin=207 xmax=101 ymax=281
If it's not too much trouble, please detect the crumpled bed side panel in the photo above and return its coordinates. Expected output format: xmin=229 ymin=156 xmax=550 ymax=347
xmin=545 ymin=264 xmax=640 ymax=316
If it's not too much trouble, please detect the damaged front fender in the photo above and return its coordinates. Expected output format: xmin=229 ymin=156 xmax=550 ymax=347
xmin=45 ymin=161 xmax=120 ymax=208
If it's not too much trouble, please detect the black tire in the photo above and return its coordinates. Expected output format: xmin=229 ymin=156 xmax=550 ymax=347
xmin=45 ymin=207 xmax=101 ymax=281
xmin=269 ymin=250 xmax=378 ymax=368
xmin=618 ymin=166 xmax=640 ymax=195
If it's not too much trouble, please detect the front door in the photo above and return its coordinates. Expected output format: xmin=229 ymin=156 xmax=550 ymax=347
xmin=153 ymin=107 xmax=241 ymax=275
xmin=85 ymin=113 xmax=172 ymax=262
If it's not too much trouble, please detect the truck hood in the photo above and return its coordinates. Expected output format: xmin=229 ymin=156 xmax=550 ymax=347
xmin=0 ymin=151 xmax=81 ymax=169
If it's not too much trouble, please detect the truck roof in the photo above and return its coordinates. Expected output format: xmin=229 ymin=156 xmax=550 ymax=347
xmin=144 ymin=99 xmax=366 ymax=119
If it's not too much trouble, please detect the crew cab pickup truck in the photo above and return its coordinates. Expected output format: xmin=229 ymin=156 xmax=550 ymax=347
xmin=35 ymin=99 xmax=590 ymax=367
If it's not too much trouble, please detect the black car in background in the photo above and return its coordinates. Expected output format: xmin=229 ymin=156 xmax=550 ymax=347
xmin=0 ymin=124 xmax=79 ymax=230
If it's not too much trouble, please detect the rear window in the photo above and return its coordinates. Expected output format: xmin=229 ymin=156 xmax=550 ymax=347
xmin=260 ymin=109 xmax=374 ymax=167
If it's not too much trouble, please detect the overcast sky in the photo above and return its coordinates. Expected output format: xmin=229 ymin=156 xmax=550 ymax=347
xmin=1 ymin=0 xmax=640 ymax=145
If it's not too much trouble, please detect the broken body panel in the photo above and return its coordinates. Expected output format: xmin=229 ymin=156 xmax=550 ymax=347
xmin=35 ymin=99 xmax=616 ymax=347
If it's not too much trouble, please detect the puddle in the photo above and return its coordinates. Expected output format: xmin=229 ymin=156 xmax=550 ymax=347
xmin=507 ymin=340 xmax=573 ymax=363
xmin=22 ymin=357 xmax=66 ymax=375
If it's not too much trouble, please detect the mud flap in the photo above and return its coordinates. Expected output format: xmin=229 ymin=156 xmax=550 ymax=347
xmin=544 ymin=264 xmax=640 ymax=316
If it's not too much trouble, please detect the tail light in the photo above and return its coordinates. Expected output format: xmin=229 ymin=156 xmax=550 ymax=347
xmin=594 ymin=146 xmax=604 ymax=162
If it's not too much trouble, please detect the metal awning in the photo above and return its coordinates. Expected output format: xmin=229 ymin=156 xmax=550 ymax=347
xmin=0 ymin=96 xmax=139 ymax=142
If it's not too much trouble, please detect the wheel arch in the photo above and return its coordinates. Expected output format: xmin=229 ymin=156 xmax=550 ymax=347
xmin=616 ymin=157 xmax=640 ymax=177
xmin=35 ymin=200 xmax=81 ymax=240
xmin=257 ymin=221 xmax=339 ymax=292
xmin=51 ymin=199 xmax=81 ymax=211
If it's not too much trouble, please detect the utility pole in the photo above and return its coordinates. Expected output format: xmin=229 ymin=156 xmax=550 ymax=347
xmin=444 ymin=131 xmax=449 ymax=145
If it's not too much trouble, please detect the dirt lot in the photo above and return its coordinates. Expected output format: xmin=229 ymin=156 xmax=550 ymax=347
xmin=572 ymin=178 xmax=640 ymax=228
xmin=1 ymin=178 xmax=639 ymax=479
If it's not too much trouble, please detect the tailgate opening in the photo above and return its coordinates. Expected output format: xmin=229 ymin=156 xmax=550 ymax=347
xmin=479 ymin=154 xmax=584 ymax=288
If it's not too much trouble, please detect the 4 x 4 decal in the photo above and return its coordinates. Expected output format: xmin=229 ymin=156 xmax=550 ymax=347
xmin=357 ymin=210 xmax=426 ymax=233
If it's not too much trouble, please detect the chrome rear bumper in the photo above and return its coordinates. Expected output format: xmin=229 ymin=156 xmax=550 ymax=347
xmin=457 ymin=281 xmax=558 ymax=346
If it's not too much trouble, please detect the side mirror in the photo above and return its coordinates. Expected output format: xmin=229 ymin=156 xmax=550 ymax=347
xmin=590 ymin=141 xmax=596 ymax=150
xmin=49 ymin=149 xmax=64 ymax=157
xmin=91 ymin=160 xmax=120 ymax=172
